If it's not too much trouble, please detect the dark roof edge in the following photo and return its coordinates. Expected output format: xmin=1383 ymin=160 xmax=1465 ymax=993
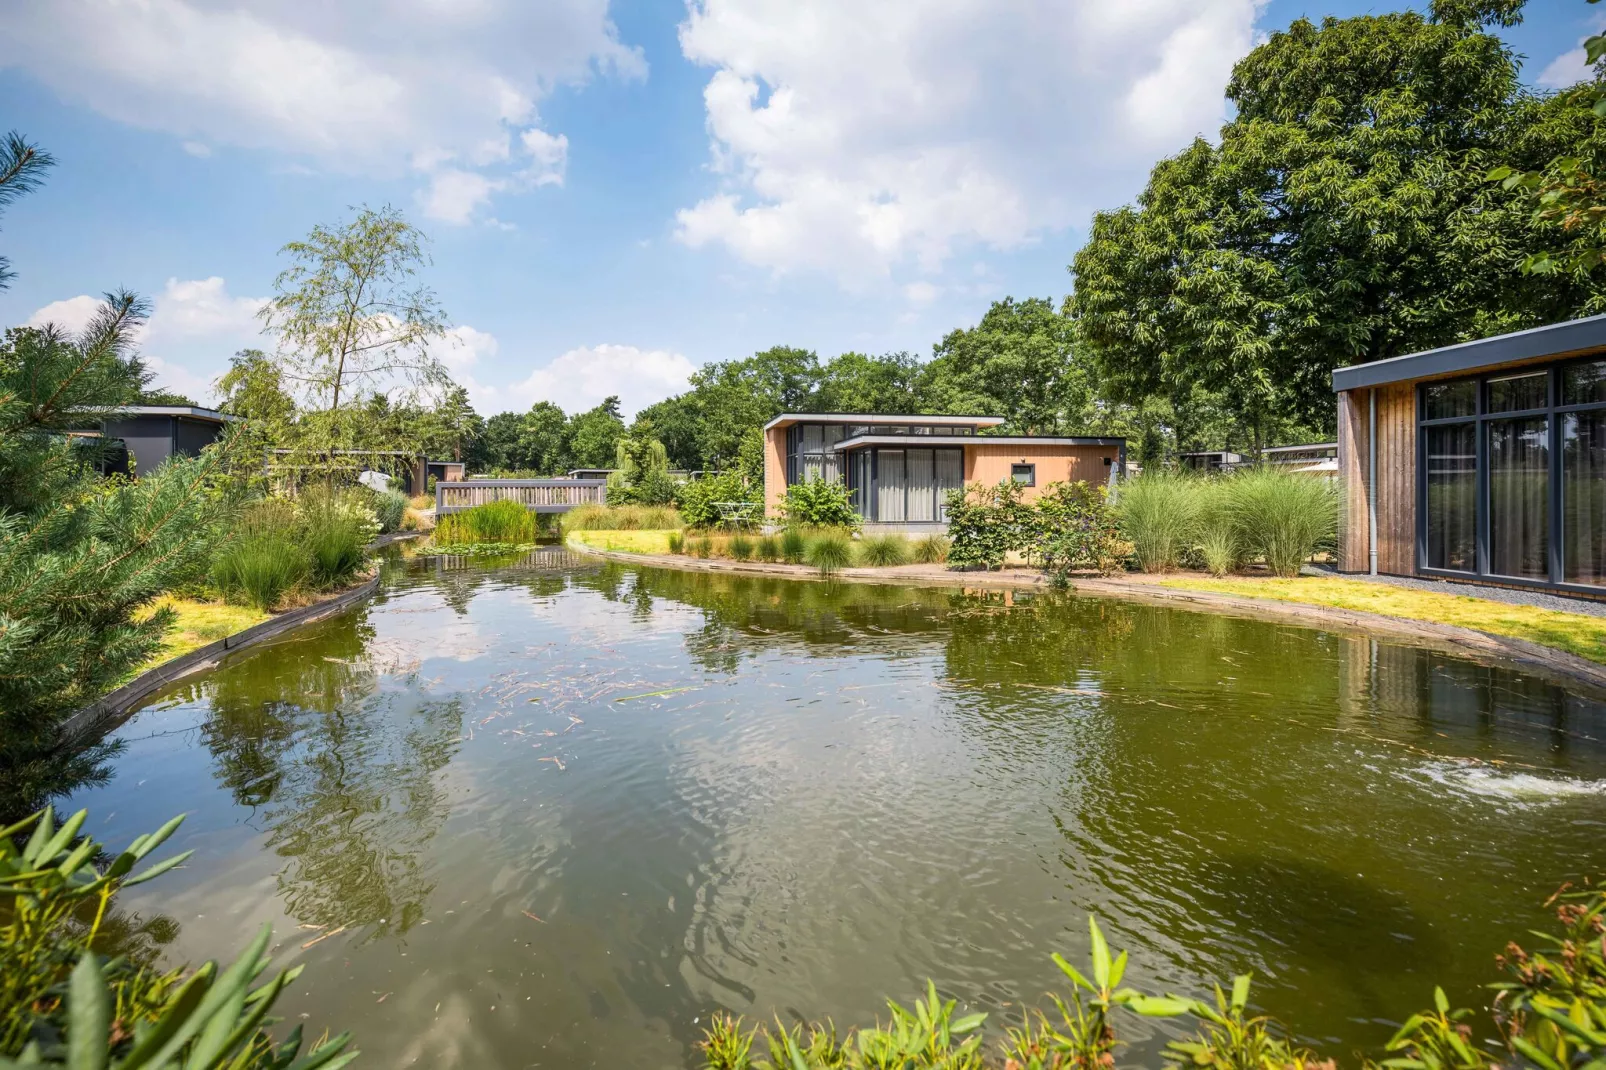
xmin=108 ymin=405 xmax=238 ymax=423
xmin=1332 ymin=314 xmax=1606 ymax=392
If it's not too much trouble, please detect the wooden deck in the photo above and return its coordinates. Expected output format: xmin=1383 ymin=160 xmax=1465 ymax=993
xmin=435 ymin=479 xmax=607 ymax=514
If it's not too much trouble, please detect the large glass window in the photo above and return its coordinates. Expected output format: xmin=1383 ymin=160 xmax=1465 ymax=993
xmin=1488 ymin=417 xmax=1550 ymax=579
xmin=1564 ymin=410 xmax=1606 ymax=586
xmin=1488 ymin=371 xmax=1548 ymax=413
xmin=1565 ymin=361 xmax=1606 ymax=406
xmin=1425 ymin=380 xmax=1476 ymax=419
xmin=1425 ymin=423 xmax=1476 ymax=571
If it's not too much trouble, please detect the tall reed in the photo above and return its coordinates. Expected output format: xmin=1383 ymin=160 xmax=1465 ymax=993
xmin=1225 ymin=466 xmax=1338 ymax=577
xmin=434 ymin=499 xmax=537 ymax=545
xmin=1116 ymin=470 xmax=1202 ymax=572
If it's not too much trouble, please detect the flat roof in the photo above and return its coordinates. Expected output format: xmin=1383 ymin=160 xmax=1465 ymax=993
xmin=763 ymin=412 xmax=1005 ymax=432
xmin=1332 ymin=314 xmax=1606 ymax=392
xmin=833 ymin=434 xmax=1124 ymax=451
xmin=108 ymin=405 xmax=238 ymax=424
xmin=1263 ymin=441 xmax=1336 ymax=454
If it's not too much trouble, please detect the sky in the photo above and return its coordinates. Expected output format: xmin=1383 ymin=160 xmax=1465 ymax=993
xmin=0 ymin=0 xmax=1599 ymax=419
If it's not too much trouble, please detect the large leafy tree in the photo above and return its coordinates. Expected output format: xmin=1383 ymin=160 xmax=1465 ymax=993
xmin=681 ymin=346 xmax=820 ymax=468
xmin=259 ymin=205 xmax=450 ymax=463
xmin=567 ymin=395 xmax=626 ymax=469
xmin=813 ymin=351 xmax=924 ymax=413
xmin=522 ymin=400 xmax=572 ymax=474
xmin=1070 ymin=0 xmax=1605 ymax=442
xmin=923 ymin=297 xmax=1092 ymax=434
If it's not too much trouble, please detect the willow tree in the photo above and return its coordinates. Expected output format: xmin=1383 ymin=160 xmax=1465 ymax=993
xmin=1069 ymin=0 xmax=1606 ymax=443
xmin=259 ymin=205 xmax=450 ymax=475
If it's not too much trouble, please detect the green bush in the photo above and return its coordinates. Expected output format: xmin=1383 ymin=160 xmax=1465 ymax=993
xmin=804 ymin=531 xmax=853 ymax=576
xmin=693 ymin=536 xmax=714 ymax=558
xmin=756 ymin=535 xmax=780 ymax=561
xmin=780 ymin=478 xmax=860 ymax=529
xmin=1115 ymin=470 xmax=1201 ymax=573
xmin=779 ymin=528 xmax=807 ymax=564
xmin=729 ymin=534 xmax=755 ymax=561
xmin=1225 ymin=466 xmax=1338 ymax=577
xmin=700 ymin=882 xmax=1606 ymax=1070
xmin=434 ymin=498 xmax=537 ymax=545
xmin=0 ymin=807 xmax=357 ymax=1068
xmin=676 ymin=472 xmax=758 ymax=529
xmin=1033 ymin=480 xmax=1121 ymax=581
xmin=209 ymin=500 xmax=309 ymax=611
xmin=945 ymin=480 xmax=1035 ymax=570
xmin=858 ymin=534 xmax=910 ymax=567
xmin=667 ymin=531 xmax=685 ymax=554
xmin=298 ymin=490 xmax=371 ymax=587
xmin=912 ymin=534 xmax=950 ymax=564
xmin=369 ymin=488 xmax=408 ymax=534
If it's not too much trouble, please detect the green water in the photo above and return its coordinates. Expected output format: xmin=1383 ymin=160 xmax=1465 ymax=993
xmin=64 ymin=551 xmax=1606 ymax=1068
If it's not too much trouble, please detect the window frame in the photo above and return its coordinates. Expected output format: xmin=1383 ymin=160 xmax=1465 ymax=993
xmin=1415 ymin=354 xmax=1606 ymax=595
xmin=1010 ymin=462 xmax=1036 ymax=487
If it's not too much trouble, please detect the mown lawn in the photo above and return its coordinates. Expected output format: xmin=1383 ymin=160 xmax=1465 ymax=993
xmin=1151 ymin=575 xmax=1606 ymax=665
xmin=569 ymin=530 xmax=677 ymax=555
xmin=136 ymin=595 xmax=270 ymax=667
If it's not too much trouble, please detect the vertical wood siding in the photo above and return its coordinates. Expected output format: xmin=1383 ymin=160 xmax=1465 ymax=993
xmin=1337 ymin=390 xmax=1368 ymax=571
xmin=763 ymin=428 xmax=786 ymax=514
xmin=965 ymin=444 xmax=1117 ymax=501
xmin=1336 ymin=385 xmax=1417 ymax=575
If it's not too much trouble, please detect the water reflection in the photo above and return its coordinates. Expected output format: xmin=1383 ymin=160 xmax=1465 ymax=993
xmin=51 ymin=553 xmax=1606 ymax=1069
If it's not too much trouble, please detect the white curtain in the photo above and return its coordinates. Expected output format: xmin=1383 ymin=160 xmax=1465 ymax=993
xmin=907 ymin=449 xmax=935 ymax=522
xmin=935 ymin=450 xmax=964 ymax=521
xmin=878 ymin=450 xmax=906 ymax=522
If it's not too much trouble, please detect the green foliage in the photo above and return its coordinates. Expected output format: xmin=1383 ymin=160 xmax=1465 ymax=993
xmin=756 ymin=535 xmax=780 ymax=562
xmin=0 ymin=133 xmax=53 ymax=293
xmin=693 ymin=536 xmax=713 ymax=559
xmin=295 ymin=490 xmax=374 ymax=588
xmin=1034 ymin=482 xmax=1122 ymax=583
xmin=562 ymin=504 xmax=682 ymax=531
xmin=924 ymin=297 xmax=1091 ymax=434
xmin=1071 ymin=5 xmax=1606 ymax=438
xmin=1116 ymin=472 xmax=1203 ymax=574
xmin=912 ymin=535 xmax=950 ymax=565
xmin=367 ymin=489 xmax=407 ymax=534
xmin=944 ymin=481 xmax=1036 ymax=571
xmin=728 ymin=535 xmax=755 ymax=561
xmin=607 ymin=421 xmax=677 ymax=505
xmin=858 ymin=535 xmax=911 ymax=567
xmin=0 ymin=807 xmax=357 ymax=1068
xmin=433 ymin=499 xmax=536 ymax=546
xmin=208 ymin=502 xmax=309 ymax=611
xmin=1224 ymin=468 xmax=1338 ymax=578
xmin=568 ymin=397 xmax=626 ymax=471
xmin=676 ymin=472 xmax=758 ymax=530
xmin=803 ymin=531 xmax=853 ymax=576
xmin=667 ymin=532 xmax=686 ymax=555
xmin=781 ymin=478 xmax=860 ymax=530
xmin=779 ymin=529 xmax=806 ymax=564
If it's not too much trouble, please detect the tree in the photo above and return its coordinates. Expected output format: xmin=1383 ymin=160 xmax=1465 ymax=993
xmin=1070 ymin=1 xmax=1606 ymax=441
xmin=683 ymin=347 xmax=820 ymax=469
xmin=606 ymin=418 xmax=676 ymax=504
xmin=923 ymin=298 xmax=1091 ymax=433
xmin=521 ymin=400 xmax=572 ymax=474
xmin=813 ymin=351 xmax=925 ymax=413
xmin=476 ymin=411 xmax=527 ymax=472
xmin=408 ymin=384 xmax=482 ymax=462
xmin=259 ymin=205 xmax=450 ymax=456
xmin=567 ymin=396 xmax=626 ymax=469
xmin=0 ymin=132 xmax=52 ymax=293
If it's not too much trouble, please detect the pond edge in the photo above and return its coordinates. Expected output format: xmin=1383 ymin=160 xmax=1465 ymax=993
xmin=59 ymin=572 xmax=383 ymax=745
xmin=567 ymin=538 xmax=1606 ymax=696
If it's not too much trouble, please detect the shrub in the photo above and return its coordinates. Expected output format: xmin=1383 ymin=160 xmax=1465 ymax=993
xmin=945 ymin=480 xmax=1034 ymax=570
xmin=693 ymin=536 xmax=714 ymax=558
xmin=1034 ymin=480 xmax=1121 ymax=581
xmin=677 ymin=471 xmax=758 ymax=529
xmin=779 ymin=528 xmax=807 ymax=564
xmin=210 ymin=536 xmax=308 ymax=611
xmin=1115 ymin=470 xmax=1201 ymax=573
xmin=434 ymin=498 xmax=537 ymax=545
xmin=667 ymin=531 xmax=685 ymax=554
xmin=912 ymin=534 xmax=950 ymax=564
xmin=370 ymin=488 xmax=408 ymax=534
xmin=1225 ymin=466 xmax=1338 ymax=577
xmin=804 ymin=531 xmax=853 ymax=575
xmin=858 ymin=534 xmax=911 ymax=567
xmin=780 ymin=478 xmax=860 ymax=529
xmin=0 ymin=807 xmax=356 ymax=1068
xmin=756 ymin=535 xmax=780 ymax=561
xmin=728 ymin=534 xmax=755 ymax=561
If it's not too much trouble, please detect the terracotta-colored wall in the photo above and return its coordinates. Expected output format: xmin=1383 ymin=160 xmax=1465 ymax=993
xmin=1335 ymin=385 xmax=1416 ymax=576
xmin=763 ymin=427 xmax=786 ymax=516
xmin=963 ymin=444 xmax=1118 ymax=502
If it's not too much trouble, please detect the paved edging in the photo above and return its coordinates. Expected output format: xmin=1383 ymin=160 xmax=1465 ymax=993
xmin=59 ymin=573 xmax=382 ymax=744
xmin=566 ymin=536 xmax=1606 ymax=694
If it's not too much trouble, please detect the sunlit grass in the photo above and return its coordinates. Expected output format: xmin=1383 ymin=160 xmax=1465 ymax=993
xmin=1151 ymin=576 xmax=1606 ymax=664
xmin=569 ymin=529 xmax=677 ymax=554
xmin=135 ymin=595 xmax=270 ymax=667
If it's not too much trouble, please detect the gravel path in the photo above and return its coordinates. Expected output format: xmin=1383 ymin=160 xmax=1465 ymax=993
xmin=1306 ymin=564 xmax=1606 ymax=618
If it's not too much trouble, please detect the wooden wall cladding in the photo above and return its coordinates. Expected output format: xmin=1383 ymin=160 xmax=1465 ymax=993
xmin=1334 ymin=385 xmax=1417 ymax=576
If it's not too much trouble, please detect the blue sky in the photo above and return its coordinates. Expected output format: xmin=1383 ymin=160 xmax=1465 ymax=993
xmin=0 ymin=0 xmax=1597 ymax=418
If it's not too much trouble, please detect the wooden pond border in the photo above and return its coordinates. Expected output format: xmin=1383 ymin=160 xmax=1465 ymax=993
xmin=567 ymin=537 xmax=1606 ymax=697
xmin=59 ymin=573 xmax=383 ymax=745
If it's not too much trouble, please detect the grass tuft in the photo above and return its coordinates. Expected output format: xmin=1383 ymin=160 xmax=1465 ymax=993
xmin=780 ymin=528 xmax=807 ymax=564
xmin=756 ymin=535 xmax=780 ymax=562
xmin=858 ymin=534 xmax=911 ymax=567
xmin=729 ymin=534 xmax=755 ymax=561
xmin=804 ymin=531 xmax=854 ymax=576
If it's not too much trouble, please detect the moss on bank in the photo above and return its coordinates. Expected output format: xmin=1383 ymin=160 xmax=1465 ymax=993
xmin=135 ymin=595 xmax=271 ymax=666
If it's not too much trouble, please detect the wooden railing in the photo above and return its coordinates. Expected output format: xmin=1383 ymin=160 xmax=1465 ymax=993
xmin=435 ymin=479 xmax=607 ymax=514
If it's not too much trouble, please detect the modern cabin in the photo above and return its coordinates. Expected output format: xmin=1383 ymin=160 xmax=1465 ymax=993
xmin=98 ymin=406 xmax=236 ymax=478
xmin=761 ymin=413 xmax=1127 ymax=531
xmin=1333 ymin=315 xmax=1606 ymax=596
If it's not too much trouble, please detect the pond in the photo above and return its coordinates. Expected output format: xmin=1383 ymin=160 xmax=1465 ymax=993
xmin=62 ymin=550 xmax=1606 ymax=1068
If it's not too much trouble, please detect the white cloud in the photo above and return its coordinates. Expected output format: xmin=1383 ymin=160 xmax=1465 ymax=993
xmin=0 ymin=0 xmax=642 ymax=224
xmin=675 ymin=0 xmax=1260 ymax=283
xmin=509 ymin=344 xmax=696 ymax=417
xmin=21 ymin=278 xmax=267 ymax=402
xmin=1538 ymin=18 xmax=1606 ymax=89
xmin=421 ymin=170 xmax=507 ymax=226
xmin=181 ymin=140 xmax=211 ymax=157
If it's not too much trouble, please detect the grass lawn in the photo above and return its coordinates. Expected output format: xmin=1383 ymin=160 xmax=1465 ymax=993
xmin=569 ymin=529 xmax=677 ymax=555
xmin=1151 ymin=575 xmax=1606 ymax=665
xmin=136 ymin=595 xmax=270 ymax=667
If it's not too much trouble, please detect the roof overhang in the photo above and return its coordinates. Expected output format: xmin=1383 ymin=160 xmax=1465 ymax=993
xmin=1332 ymin=314 xmax=1606 ymax=393
xmin=762 ymin=412 xmax=1005 ymax=432
xmin=833 ymin=434 xmax=1124 ymax=451
xmin=107 ymin=405 xmax=239 ymax=424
